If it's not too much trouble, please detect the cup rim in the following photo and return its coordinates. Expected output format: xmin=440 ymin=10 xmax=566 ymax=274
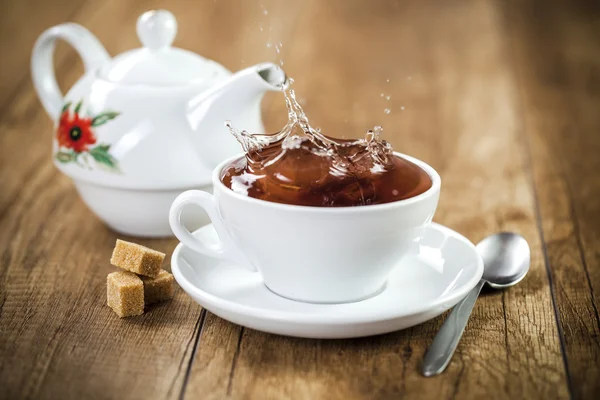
xmin=212 ymin=151 xmax=441 ymax=212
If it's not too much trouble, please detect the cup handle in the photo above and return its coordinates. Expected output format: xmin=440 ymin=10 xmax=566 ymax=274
xmin=169 ymin=190 xmax=256 ymax=272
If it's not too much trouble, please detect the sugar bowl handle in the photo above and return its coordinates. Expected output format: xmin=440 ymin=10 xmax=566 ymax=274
xmin=31 ymin=23 xmax=110 ymax=120
xmin=169 ymin=190 xmax=256 ymax=271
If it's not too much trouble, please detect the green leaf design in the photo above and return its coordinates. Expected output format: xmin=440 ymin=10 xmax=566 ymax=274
xmin=74 ymin=100 xmax=83 ymax=114
xmin=61 ymin=102 xmax=72 ymax=113
xmin=55 ymin=151 xmax=75 ymax=163
xmin=88 ymin=145 xmax=120 ymax=172
xmin=91 ymin=112 xmax=120 ymax=127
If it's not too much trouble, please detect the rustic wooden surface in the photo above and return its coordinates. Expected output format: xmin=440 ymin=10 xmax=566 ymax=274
xmin=0 ymin=0 xmax=598 ymax=399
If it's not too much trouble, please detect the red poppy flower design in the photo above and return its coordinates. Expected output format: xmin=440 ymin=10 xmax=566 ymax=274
xmin=54 ymin=100 xmax=121 ymax=173
xmin=56 ymin=111 xmax=97 ymax=153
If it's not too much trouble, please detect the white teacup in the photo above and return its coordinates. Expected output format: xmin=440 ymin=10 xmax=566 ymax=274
xmin=169 ymin=152 xmax=441 ymax=303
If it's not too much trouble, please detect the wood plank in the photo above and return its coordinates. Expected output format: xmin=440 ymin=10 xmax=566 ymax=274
xmin=184 ymin=1 xmax=568 ymax=399
xmin=504 ymin=0 xmax=600 ymax=398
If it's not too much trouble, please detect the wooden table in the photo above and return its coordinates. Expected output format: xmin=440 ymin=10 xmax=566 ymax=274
xmin=1 ymin=0 xmax=599 ymax=398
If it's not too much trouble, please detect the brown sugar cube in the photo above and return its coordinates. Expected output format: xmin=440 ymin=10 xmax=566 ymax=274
xmin=107 ymin=271 xmax=144 ymax=318
xmin=141 ymin=270 xmax=175 ymax=305
xmin=110 ymin=239 xmax=165 ymax=278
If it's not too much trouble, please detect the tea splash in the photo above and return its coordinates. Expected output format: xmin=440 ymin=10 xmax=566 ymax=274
xmin=221 ymin=85 xmax=432 ymax=207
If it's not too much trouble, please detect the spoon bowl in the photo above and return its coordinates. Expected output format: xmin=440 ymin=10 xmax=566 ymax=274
xmin=477 ymin=232 xmax=531 ymax=289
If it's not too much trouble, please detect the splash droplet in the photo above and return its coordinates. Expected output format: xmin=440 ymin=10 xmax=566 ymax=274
xmin=380 ymin=93 xmax=385 ymax=97
xmin=385 ymin=95 xmax=391 ymax=100
xmin=266 ymin=42 xmax=272 ymax=48
xmin=386 ymin=79 xmax=390 ymax=83
xmin=384 ymin=108 xmax=391 ymax=115
xmin=401 ymin=106 xmax=405 ymax=110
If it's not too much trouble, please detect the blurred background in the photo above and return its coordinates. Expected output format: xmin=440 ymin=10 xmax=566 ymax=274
xmin=3 ymin=0 xmax=596 ymax=162
xmin=1 ymin=1 xmax=599 ymax=398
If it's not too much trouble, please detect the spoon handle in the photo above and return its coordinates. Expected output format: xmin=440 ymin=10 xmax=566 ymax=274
xmin=421 ymin=280 xmax=486 ymax=376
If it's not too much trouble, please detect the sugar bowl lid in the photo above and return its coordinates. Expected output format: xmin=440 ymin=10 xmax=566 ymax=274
xmin=98 ymin=10 xmax=230 ymax=86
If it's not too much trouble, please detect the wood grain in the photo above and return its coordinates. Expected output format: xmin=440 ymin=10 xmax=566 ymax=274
xmin=0 ymin=0 xmax=599 ymax=399
xmin=505 ymin=0 xmax=600 ymax=398
xmin=185 ymin=1 xmax=568 ymax=399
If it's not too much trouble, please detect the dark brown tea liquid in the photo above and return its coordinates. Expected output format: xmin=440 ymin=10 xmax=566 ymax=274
xmin=221 ymin=88 xmax=432 ymax=207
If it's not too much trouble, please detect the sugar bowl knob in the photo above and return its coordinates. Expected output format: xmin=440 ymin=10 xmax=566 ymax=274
xmin=137 ymin=10 xmax=177 ymax=50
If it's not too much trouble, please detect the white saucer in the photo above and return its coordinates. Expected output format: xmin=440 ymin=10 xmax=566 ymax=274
xmin=171 ymin=222 xmax=483 ymax=339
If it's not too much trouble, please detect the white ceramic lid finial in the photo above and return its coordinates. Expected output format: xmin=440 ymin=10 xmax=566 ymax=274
xmin=137 ymin=10 xmax=177 ymax=50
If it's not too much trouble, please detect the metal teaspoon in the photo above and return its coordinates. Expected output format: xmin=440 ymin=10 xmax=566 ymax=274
xmin=421 ymin=232 xmax=531 ymax=377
